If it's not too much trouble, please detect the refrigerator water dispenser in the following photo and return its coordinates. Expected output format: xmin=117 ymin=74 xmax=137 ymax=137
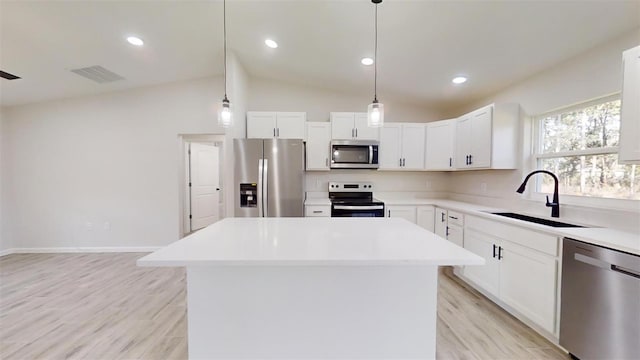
xmin=240 ymin=183 xmax=257 ymax=208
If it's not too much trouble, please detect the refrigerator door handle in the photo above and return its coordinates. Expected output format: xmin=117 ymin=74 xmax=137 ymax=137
xmin=257 ymin=159 xmax=264 ymax=217
xmin=263 ymin=159 xmax=269 ymax=217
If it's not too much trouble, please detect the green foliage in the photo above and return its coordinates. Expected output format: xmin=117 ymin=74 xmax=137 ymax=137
xmin=538 ymin=99 xmax=638 ymax=200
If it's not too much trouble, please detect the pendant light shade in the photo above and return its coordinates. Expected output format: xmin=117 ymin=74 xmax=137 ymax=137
xmin=367 ymin=100 xmax=384 ymax=128
xmin=219 ymin=96 xmax=232 ymax=128
xmin=367 ymin=0 xmax=384 ymax=128
xmin=218 ymin=0 xmax=233 ymax=128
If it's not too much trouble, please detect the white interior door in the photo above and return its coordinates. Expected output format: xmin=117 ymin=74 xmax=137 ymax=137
xmin=189 ymin=142 xmax=220 ymax=231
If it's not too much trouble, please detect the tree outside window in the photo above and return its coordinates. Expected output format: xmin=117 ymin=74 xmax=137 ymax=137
xmin=536 ymin=98 xmax=639 ymax=200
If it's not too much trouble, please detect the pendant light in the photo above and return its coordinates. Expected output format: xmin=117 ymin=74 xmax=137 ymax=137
xmin=218 ymin=0 xmax=233 ymax=128
xmin=367 ymin=0 xmax=384 ymax=128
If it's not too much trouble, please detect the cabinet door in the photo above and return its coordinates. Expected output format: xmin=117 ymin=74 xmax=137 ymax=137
xmin=469 ymin=106 xmax=492 ymax=168
xmin=416 ymin=206 xmax=435 ymax=232
xmin=447 ymin=224 xmax=463 ymax=247
xmin=247 ymin=112 xmax=277 ymax=138
xmin=425 ymin=119 xmax=455 ymax=170
xmin=619 ymin=45 xmax=640 ymax=163
xmin=330 ymin=112 xmax=355 ymax=139
xmin=434 ymin=207 xmax=448 ymax=238
xmin=276 ymin=112 xmax=306 ymax=139
xmin=387 ymin=205 xmax=417 ymax=223
xmin=401 ymin=124 xmax=426 ymax=169
xmin=499 ymin=240 xmax=557 ymax=333
xmin=354 ymin=113 xmax=380 ymax=140
xmin=462 ymin=229 xmax=500 ymax=297
xmin=455 ymin=115 xmax=472 ymax=168
xmin=379 ymin=124 xmax=402 ymax=170
xmin=306 ymin=122 xmax=331 ymax=171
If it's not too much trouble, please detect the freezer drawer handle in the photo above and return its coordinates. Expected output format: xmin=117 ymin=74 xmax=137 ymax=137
xmin=334 ymin=205 xmax=384 ymax=210
xmin=611 ymin=265 xmax=640 ymax=279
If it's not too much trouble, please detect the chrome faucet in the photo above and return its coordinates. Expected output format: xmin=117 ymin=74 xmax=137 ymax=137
xmin=516 ymin=170 xmax=560 ymax=218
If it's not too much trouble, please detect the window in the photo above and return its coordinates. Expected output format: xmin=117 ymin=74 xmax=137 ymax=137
xmin=534 ymin=96 xmax=639 ymax=200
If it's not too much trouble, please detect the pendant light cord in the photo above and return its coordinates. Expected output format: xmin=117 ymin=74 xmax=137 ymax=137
xmin=374 ymin=2 xmax=378 ymax=102
xmin=223 ymin=0 xmax=228 ymax=101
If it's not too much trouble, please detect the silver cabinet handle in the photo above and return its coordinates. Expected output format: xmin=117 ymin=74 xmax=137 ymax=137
xmin=277 ymin=128 xmax=280 ymax=137
xmin=313 ymin=210 xmax=323 ymax=214
xmin=399 ymin=158 xmax=402 ymax=167
xmin=352 ymin=128 xmax=355 ymax=138
xmin=355 ymin=128 xmax=358 ymax=137
xmin=273 ymin=128 xmax=276 ymax=137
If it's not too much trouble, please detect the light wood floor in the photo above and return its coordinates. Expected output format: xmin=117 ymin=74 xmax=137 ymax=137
xmin=1 ymin=253 xmax=567 ymax=360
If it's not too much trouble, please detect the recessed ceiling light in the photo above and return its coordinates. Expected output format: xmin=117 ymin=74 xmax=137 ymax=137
xmin=126 ymin=36 xmax=144 ymax=46
xmin=452 ymin=76 xmax=468 ymax=84
xmin=361 ymin=57 xmax=374 ymax=66
xmin=265 ymin=39 xmax=278 ymax=49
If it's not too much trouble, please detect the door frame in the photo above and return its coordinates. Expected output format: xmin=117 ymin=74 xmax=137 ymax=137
xmin=178 ymin=134 xmax=225 ymax=237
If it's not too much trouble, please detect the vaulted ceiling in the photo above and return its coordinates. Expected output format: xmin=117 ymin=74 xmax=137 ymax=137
xmin=1 ymin=0 xmax=638 ymax=108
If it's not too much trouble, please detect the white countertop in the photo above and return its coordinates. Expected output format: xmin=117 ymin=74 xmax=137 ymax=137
xmin=374 ymin=196 xmax=640 ymax=256
xmin=137 ymin=217 xmax=485 ymax=267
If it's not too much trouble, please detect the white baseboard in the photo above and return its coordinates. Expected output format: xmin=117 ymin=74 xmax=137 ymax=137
xmin=0 ymin=248 xmax=14 ymax=257
xmin=0 ymin=247 xmax=161 ymax=257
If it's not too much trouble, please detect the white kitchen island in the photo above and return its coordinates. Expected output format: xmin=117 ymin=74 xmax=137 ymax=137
xmin=138 ymin=217 xmax=484 ymax=359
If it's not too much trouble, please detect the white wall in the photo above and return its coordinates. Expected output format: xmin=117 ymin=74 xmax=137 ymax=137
xmin=0 ymin=109 xmax=10 ymax=253
xmin=445 ymin=29 xmax=640 ymax=232
xmin=1 ymin=76 xmax=229 ymax=249
xmin=249 ymin=77 xmax=445 ymax=123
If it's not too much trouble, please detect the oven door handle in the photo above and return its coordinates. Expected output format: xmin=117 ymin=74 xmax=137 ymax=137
xmin=333 ymin=205 xmax=384 ymax=210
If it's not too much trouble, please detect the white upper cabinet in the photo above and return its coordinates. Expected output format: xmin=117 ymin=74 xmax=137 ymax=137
xmin=379 ymin=123 xmax=426 ymax=170
xmin=330 ymin=112 xmax=379 ymax=140
xmin=455 ymin=103 xmax=519 ymax=170
xmin=305 ymin=122 xmax=331 ymax=171
xmin=247 ymin=112 xmax=306 ymax=139
xmin=425 ymin=119 xmax=456 ymax=170
xmin=619 ymin=45 xmax=640 ymax=164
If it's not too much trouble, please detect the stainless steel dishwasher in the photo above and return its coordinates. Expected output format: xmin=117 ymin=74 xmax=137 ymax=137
xmin=560 ymin=238 xmax=640 ymax=359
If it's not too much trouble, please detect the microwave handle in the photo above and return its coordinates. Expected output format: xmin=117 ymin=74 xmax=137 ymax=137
xmin=369 ymin=146 xmax=373 ymax=164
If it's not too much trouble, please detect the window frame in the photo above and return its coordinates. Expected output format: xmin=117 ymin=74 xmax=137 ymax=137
xmin=528 ymin=93 xmax=639 ymax=210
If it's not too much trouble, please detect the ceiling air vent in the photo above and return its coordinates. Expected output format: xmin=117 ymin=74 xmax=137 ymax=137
xmin=70 ymin=65 xmax=124 ymax=84
xmin=0 ymin=70 xmax=21 ymax=80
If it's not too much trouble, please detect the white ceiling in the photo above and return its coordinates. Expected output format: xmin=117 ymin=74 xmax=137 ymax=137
xmin=1 ymin=0 xmax=639 ymax=108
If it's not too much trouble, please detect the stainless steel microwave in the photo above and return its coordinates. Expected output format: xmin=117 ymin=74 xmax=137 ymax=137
xmin=330 ymin=140 xmax=379 ymax=169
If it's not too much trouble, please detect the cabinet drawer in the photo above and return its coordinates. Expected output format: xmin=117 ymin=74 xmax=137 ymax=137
xmin=466 ymin=215 xmax=558 ymax=256
xmin=447 ymin=210 xmax=464 ymax=226
xmin=305 ymin=205 xmax=330 ymax=217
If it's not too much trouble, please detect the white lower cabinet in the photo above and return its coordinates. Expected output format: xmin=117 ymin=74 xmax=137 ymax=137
xmin=386 ymin=205 xmax=417 ymax=224
xmin=434 ymin=207 xmax=447 ymax=238
xmin=499 ymin=240 xmax=557 ymax=333
xmin=304 ymin=205 xmax=330 ymax=217
xmin=462 ymin=216 xmax=558 ymax=335
xmin=416 ymin=206 xmax=435 ymax=232
xmin=446 ymin=224 xmax=464 ymax=248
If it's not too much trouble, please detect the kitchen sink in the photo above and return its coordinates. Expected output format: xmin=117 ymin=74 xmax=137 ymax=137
xmin=489 ymin=212 xmax=586 ymax=228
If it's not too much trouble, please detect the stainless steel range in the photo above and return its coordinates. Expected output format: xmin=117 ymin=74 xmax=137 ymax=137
xmin=329 ymin=182 xmax=385 ymax=217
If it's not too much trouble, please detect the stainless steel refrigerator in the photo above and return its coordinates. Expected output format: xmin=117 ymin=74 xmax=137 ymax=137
xmin=234 ymin=138 xmax=304 ymax=217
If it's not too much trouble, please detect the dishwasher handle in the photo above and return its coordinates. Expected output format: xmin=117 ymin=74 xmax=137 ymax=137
xmin=611 ymin=265 xmax=640 ymax=279
xmin=575 ymin=253 xmax=640 ymax=279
